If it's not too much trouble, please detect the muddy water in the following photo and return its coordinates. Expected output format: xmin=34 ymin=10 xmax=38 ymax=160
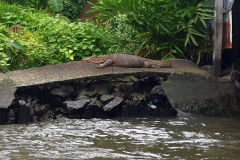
xmin=0 ymin=115 xmax=240 ymax=160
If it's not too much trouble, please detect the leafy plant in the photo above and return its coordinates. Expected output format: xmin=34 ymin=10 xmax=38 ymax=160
xmin=0 ymin=1 xmax=111 ymax=71
xmin=57 ymin=0 xmax=85 ymax=20
xmin=90 ymin=0 xmax=214 ymax=64
xmin=46 ymin=0 xmax=86 ymax=20
xmin=105 ymin=14 xmax=141 ymax=54
xmin=47 ymin=0 xmax=64 ymax=12
xmin=0 ymin=24 xmax=11 ymax=71
xmin=1 ymin=0 xmax=85 ymax=21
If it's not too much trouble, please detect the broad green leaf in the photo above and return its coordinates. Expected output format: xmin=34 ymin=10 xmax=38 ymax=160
xmin=171 ymin=49 xmax=177 ymax=53
xmin=65 ymin=52 xmax=70 ymax=58
xmin=12 ymin=41 xmax=22 ymax=50
xmin=95 ymin=48 xmax=101 ymax=52
xmin=1 ymin=53 xmax=7 ymax=58
xmin=62 ymin=17 xmax=71 ymax=23
xmin=49 ymin=37 xmax=56 ymax=42
xmin=82 ymin=45 xmax=87 ymax=50
xmin=84 ymin=50 xmax=91 ymax=55
xmin=69 ymin=55 xmax=74 ymax=60
xmin=47 ymin=0 xmax=63 ymax=12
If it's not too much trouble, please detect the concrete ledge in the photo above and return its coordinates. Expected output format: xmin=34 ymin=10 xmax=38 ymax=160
xmin=2 ymin=59 xmax=208 ymax=87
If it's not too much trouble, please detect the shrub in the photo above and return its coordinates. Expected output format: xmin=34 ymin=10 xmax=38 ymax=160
xmin=90 ymin=0 xmax=214 ymax=63
xmin=1 ymin=0 xmax=85 ymax=21
xmin=0 ymin=1 xmax=111 ymax=71
xmin=105 ymin=14 xmax=141 ymax=55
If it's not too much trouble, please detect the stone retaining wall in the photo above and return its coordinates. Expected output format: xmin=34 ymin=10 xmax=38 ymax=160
xmin=0 ymin=75 xmax=177 ymax=125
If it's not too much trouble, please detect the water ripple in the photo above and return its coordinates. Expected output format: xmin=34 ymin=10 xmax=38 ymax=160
xmin=0 ymin=117 xmax=239 ymax=159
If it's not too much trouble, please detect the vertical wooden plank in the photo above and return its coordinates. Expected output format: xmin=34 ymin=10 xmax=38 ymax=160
xmin=213 ymin=0 xmax=224 ymax=77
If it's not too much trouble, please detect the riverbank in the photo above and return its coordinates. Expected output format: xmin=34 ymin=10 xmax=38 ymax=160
xmin=0 ymin=59 xmax=239 ymax=124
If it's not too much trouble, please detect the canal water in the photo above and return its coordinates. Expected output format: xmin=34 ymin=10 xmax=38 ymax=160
xmin=0 ymin=115 xmax=240 ymax=160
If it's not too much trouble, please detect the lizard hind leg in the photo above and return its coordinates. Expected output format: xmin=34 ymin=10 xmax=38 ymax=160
xmin=98 ymin=59 xmax=113 ymax=68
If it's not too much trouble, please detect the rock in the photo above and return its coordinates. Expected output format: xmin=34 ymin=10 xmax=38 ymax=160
xmin=100 ymin=95 xmax=115 ymax=102
xmin=201 ymin=65 xmax=213 ymax=74
xmin=19 ymin=100 xmax=26 ymax=106
xmin=150 ymin=85 xmax=165 ymax=96
xmin=124 ymin=100 xmax=134 ymax=106
xmin=31 ymin=116 xmax=38 ymax=123
xmin=119 ymin=81 xmax=134 ymax=90
xmin=90 ymin=81 xmax=112 ymax=95
xmin=18 ymin=100 xmax=32 ymax=124
xmin=7 ymin=109 xmax=16 ymax=124
xmin=103 ymin=97 xmax=123 ymax=111
xmin=55 ymin=114 xmax=64 ymax=119
xmin=64 ymin=99 xmax=90 ymax=110
xmin=112 ymin=91 xmax=123 ymax=97
xmin=77 ymin=95 xmax=89 ymax=100
xmin=0 ymin=83 xmax=16 ymax=109
xmin=150 ymin=86 xmax=165 ymax=103
xmin=34 ymin=104 xmax=50 ymax=116
xmin=162 ymin=72 xmax=240 ymax=116
xmin=38 ymin=110 xmax=55 ymax=122
xmin=131 ymin=93 xmax=146 ymax=105
xmin=77 ymin=89 xmax=97 ymax=99
xmin=55 ymin=107 xmax=68 ymax=114
xmin=50 ymin=85 xmax=74 ymax=98
xmin=26 ymin=99 xmax=38 ymax=107
xmin=86 ymin=98 xmax=102 ymax=111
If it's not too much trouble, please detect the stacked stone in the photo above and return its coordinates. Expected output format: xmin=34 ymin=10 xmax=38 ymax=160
xmin=0 ymin=75 xmax=177 ymax=124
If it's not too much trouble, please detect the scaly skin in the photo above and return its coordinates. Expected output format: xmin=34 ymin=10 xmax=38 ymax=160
xmin=82 ymin=54 xmax=172 ymax=68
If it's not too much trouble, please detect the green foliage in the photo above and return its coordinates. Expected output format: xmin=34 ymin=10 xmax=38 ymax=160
xmin=1 ymin=0 xmax=85 ymax=21
xmin=90 ymin=0 xmax=214 ymax=63
xmin=58 ymin=0 xmax=85 ymax=20
xmin=0 ymin=1 xmax=111 ymax=71
xmin=0 ymin=25 xmax=11 ymax=70
xmin=2 ymin=0 xmax=48 ymax=9
xmin=47 ymin=0 xmax=63 ymax=12
xmin=105 ymin=14 xmax=141 ymax=54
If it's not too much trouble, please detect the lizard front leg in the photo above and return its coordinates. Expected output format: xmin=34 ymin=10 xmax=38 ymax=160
xmin=98 ymin=59 xmax=113 ymax=68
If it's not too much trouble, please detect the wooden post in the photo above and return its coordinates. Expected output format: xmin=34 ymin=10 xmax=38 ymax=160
xmin=213 ymin=0 xmax=224 ymax=77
